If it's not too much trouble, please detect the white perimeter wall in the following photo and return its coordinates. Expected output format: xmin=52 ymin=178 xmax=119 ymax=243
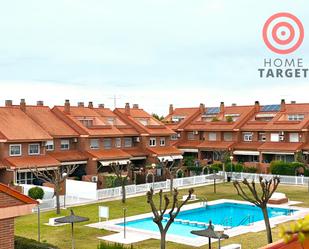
xmin=66 ymin=179 xmax=97 ymax=200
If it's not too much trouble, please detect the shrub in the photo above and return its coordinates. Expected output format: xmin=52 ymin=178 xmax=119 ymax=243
xmin=209 ymin=164 xmax=222 ymax=173
xmin=97 ymin=241 xmax=133 ymax=249
xmin=28 ymin=187 xmax=44 ymax=200
xmin=270 ymin=161 xmax=305 ymax=176
xmin=15 ymin=236 xmax=59 ymax=249
xmin=183 ymin=155 xmax=195 ymax=167
xmin=225 ymin=116 xmax=233 ymax=122
xmin=105 ymin=175 xmax=117 ymax=188
xmin=244 ymin=166 xmax=258 ymax=173
xmin=211 ymin=117 xmax=219 ymax=122
xmin=225 ymin=163 xmax=243 ymax=172
xmin=186 ymin=166 xmax=202 ymax=175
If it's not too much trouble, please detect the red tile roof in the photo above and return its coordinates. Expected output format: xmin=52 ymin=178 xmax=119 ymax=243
xmin=233 ymin=142 xmax=264 ymax=150
xmin=86 ymin=149 xmax=131 ymax=160
xmin=122 ymin=147 xmax=148 ymax=157
xmin=197 ymin=141 xmax=235 ymax=150
xmin=164 ymin=107 xmax=200 ymax=130
xmin=49 ymin=151 xmax=88 ymax=162
xmin=258 ymin=142 xmax=303 ymax=152
xmin=25 ymin=106 xmax=78 ymax=138
xmin=146 ymin=146 xmax=182 ymax=156
xmin=176 ymin=140 xmax=201 ymax=149
xmin=0 ymin=107 xmax=52 ymax=141
xmin=4 ymin=155 xmax=60 ymax=169
xmin=0 ymin=183 xmax=38 ymax=204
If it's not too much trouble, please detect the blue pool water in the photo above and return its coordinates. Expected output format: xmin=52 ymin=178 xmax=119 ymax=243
xmin=118 ymin=202 xmax=295 ymax=238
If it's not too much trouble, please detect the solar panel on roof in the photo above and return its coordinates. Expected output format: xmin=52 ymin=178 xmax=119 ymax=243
xmin=261 ymin=104 xmax=280 ymax=112
xmin=206 ymin=107 xmax=220 ymax=114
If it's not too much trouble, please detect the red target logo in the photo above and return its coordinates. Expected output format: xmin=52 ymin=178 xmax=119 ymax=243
xmin=263 ymin=13 xmax=304 ymax=54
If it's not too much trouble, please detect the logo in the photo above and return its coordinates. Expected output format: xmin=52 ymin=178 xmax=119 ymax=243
xmin=262 ymin=12 xmax=304 ymax=54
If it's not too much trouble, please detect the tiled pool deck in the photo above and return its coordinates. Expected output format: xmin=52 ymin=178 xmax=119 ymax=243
xmin=87 ymin=199 xmax=309 ymax=247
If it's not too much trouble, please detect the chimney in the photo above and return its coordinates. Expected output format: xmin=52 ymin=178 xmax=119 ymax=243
xmin=64 ymin=99 xmax=70 ymax=114
xmin=169 ymin=104 xmax=173 ymax=115
xmin=20 ymin=99 xmax=26 ymax=112
xmin=220 ymin=102 xmax=224 ymax=113
xmin=125 ymin=103 xmax=130 ymax=115
xmin=5 ymin=100 xmax=12 ymax=107
xmin=280 ymin=99 xmax=286 ymax=112
xmin=78 ymin=102 xmax=84 ymax=107
xmin=232 ymin=103 xmax=237 ymax=106
xmin=37 ymin=101 xmax=44 ymax=106
xmin=291 ymin=100 xmax=296 ymax=104
xmin=88 ymin=101 xmax=93 ymax=108
xmin=254 ymin=101 xmax=260 ymax=112
xmin=98 ymin=104 xmax=105 ymax=108
xmin=199 ymin=103 xmax=205 ymax=113
xmin=133 ymin=104 xmax=139 ymax=109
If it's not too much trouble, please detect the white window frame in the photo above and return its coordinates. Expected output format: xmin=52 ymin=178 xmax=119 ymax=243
xmin=288 ymin=114 xmax=304 ymax=121
xmin=160 ymin=137 xmax=166 ymax=146
xmin=16 ymin=171 xmax=35 ymax=184
xmin=289 ymin=133 xmax=299 ymax=143
xmin=45 ymin=140 xmax=54 ymax=151
xmin=90 ymin=139 xmax=100 ymax=149
xmin=149 ymin=137 xmax=156 ymax=147
xmin=208 ymin=132 xmax=217 ymax=141
xmin=115 ymin=138 xmax=122 ymax=148
xmin=223 ymin=132 xmax=233 ymax=142
xmin=270 ymin=133 xmax=279 ymax=142
xmin=243 ymin=132 xmax=253 ymax=142
xmin=61 ymin=139 xmax=70 ymax=150
xmin=9 ymin=144 xmax=22 ymax=156
xmin=124 ymin=138 xmax=132 ymax=148
xmin=28 ymin=143 xmax=40 ymax=155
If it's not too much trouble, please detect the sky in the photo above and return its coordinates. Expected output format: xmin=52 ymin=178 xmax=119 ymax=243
xmin=0 ymin=0 xmax=308 ymax=115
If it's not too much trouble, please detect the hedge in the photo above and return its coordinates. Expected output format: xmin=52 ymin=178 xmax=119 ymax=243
xmin=28 ymin=187 xmax=44 ymax=200
xmin=98 ymin=242 xmax=134 ymax=249
xmin=225 ymin=163 xmax=244 ymax=172
xmin=15 ymin=236 xmax=59 ymax=249
xmin=270 ymin=161 xmax=305 ymax=176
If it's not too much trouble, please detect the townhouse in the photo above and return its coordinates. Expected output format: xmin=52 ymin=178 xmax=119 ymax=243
xmin=165 ymin=100 xmax=309 ymax=172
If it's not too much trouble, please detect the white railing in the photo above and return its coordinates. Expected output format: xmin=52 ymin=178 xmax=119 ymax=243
xmin=220 ymin=171 xmax=308 ymax=185
xmin=96 ymin=174 xmax=214 ymax=200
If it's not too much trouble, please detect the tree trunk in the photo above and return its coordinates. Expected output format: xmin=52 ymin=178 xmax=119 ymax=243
xmin=170 ymin=174 xmax=173 ymax=194
xmin=160 ymin=231 xmax=166 ymax=249
xmin=121 ymin=181 xmax=126 ymax=204
xmin=55 ymin=183 xmax=61 ymax=215
xmin=262 ymin=206 xmax=272 ymax=243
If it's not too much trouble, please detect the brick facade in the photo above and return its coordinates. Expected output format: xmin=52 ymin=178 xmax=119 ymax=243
xmin=0 ymin=218 xmax=14 ymax=249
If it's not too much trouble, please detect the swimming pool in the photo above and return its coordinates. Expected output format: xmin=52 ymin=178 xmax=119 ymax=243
xmin=117 ymin=202 xmax=295 ymax=238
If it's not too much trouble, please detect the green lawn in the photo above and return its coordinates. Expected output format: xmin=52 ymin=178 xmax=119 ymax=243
xmin=15 ymin=183 xmax=309 ymax=249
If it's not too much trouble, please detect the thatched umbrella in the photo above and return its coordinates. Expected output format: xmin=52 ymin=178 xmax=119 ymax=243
xmin=55 ymin=209 xmax=89 ymax=249
xmin=191 ymin=221 xmax=229 ymax=249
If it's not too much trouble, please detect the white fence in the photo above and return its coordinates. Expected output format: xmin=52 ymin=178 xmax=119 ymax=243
xmin=221 ymin=171 xmax=308 ymax=185
xmin=66 ymin=179 xmax=97 ymax=200
xmin=96 ymin=174 xmax=214 ymax=200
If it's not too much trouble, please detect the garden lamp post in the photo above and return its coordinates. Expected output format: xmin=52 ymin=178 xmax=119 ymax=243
xmin=37 ymin=199 xmax=43 ymax=242
xmin=229 ymin=155 xmax=234 ymax=178
xmin=151 ymin=163 xmax=156 ymax=188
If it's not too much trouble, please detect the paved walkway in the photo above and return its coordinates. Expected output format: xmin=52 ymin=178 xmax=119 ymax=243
xmin=98 ymin=231 xmax=152 ymax=244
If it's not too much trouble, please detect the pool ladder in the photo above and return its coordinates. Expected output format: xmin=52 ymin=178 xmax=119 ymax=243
xmin=220 ymin=216 xmax=233 ymax=229
xmin=201 ymin=198 xmax=208 ymax=208
xmin=238 ymin=214 xmax=254 ymax=226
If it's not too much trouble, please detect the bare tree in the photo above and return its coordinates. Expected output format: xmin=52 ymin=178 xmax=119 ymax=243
xmin=147 ymin=188 xmax=194 ymax=249
xmin=30 ymin=165 xmax=79 ymax=214
xmin=161 ymin=160 xmax=178 ymax=193
xmin=233 ymin=176 xmax=280 ymax=243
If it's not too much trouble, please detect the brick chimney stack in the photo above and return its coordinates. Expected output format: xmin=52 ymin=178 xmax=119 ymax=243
xmin=220 ymin=102 xmax=224 ymax=113
xmin=64 ymin=99 xmax=70 ymax=114
xmin=37 ymin=101 xmax=44 ymax=106
xmin=199 ymin=103 xmax=205 ymax=113
xmin=20 ymin=99 xmax=26 ymax=112
xmin=280 ymin=99 xmax=286 ymax=112
xmin=98 ymin=104 xmax=105 ymax=108
xmin=255 ymin=101 xmax=260 ymax=112
xmin=169 ymin=104 xmax=173 ymax=115
xmin=125 ymin=103 xmax=130 ymax=115
xmin=88 ymin=101 xmax=93 ymax=109
xmin=5 ymin=100 xmax=12 ymax=107
xmin=77 ymin=102 xmax=84 ymax=107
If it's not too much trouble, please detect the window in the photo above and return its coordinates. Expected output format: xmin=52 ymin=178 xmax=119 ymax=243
xmin=79 ymin=119 xmax=93 ymax=127
xmin=270 ymin=133 xmax=279 ymax=142
xmin=45 ymin=140 xmax=54 ymax=151
xmin=223 ymin=132 xmax=233 ymax=141
xmin=149 ymin=137 xmax=156 ymax=147
xmin=288 ymin=114 xmax=304 ymax=121
xmin=208 ymin=132 xmax=217 ymax=141
xmin=29 ymin=144 xmax=40 ymax=155
xmin=243 ymin=132 xmax=253 ymax=142
xmin=258 ymin=132 xmax=266 ymax=142
xmin=171 ymin=134 xmax=178 ymax=140
xmin=16 ymin=172 xmax=35 ymax=184
xmin=90 ymin=139 xmax=99 ymax=149
xmin=115 ymin=138 xmax=121 ymax=148
xmin=103 ymin=139 xmax=112 ymax=149
xmin=61 ymin=139 xmax=70 ymax=150
xmin=9 ymin=144 xmax=22 ymax=156
xmin=160 ymin=138 xmax=166 ymax=146
xmin=124 ymin=138 xmax=132 ymax=148
xmin=187 ymin=132 xmax=195 ymax=140
xmin=289 ymin=133 xmax=299 ymax=142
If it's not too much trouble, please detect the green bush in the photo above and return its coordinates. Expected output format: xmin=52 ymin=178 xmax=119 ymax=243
xmin=97 ymin=241 xmax=133 ymax=249
xmin=243 ymin=166 xmax=258 ymax=173
xmin=209 ymin=164 xmax=222 ymax=173
xmin=225 ymin=163 xmax=243 ymax=172
xmin=15 ymin=236 xmax=59 ymax=249
xmin=28 ymin=187 xmax=44 ymax=200
xmin=183 ymin=155 xmax=195 ymax=167
xmin=186 ymin=166 xmax=202 ymax=175
xmin=270 ymin=161 xmax=305 ymax=176
xmin=225 ymin=116 xmax=233 ymax=122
